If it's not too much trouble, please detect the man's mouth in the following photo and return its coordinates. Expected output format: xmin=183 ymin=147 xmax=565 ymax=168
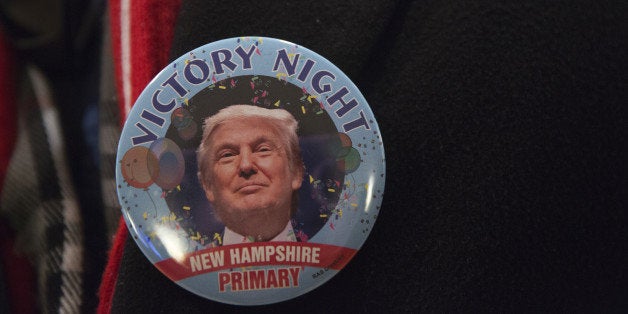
xmin=236 ymin=182 xmax=266 ymax=193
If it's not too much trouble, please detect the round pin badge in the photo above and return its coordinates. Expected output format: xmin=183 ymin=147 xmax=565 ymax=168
xmin=116 ymin=37 xmax=385 ymax=305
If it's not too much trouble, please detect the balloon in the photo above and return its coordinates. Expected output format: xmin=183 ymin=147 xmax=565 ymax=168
xmin=334 ymin=132 xmax=360 ymax=173
xmin=177 ymin=120 xmax=198 ymax=141
xmin=338 ymin=132 xmax=352 ymax=148
xmin=120 ymin=146 xmax=159 ymax=189
xmin=149 ymin=138 xmax=185 ymax=190
xmin=341 ymin=147 xmax=361 ymax=173
xmin=171 ymin=107 xmax=193 ymax=129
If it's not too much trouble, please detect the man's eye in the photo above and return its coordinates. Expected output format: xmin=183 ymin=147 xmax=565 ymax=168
xmin=257 ymin=146 xmax=272 ymax=153
xmin=219 ymin=151 xmax=236 ymax=159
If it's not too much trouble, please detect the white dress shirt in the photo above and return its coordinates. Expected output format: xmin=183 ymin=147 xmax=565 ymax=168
xmin=222 ymin=222 xmax=296 ymax=245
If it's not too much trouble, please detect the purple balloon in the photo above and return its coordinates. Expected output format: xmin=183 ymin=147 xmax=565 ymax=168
xmin=149 ymin=138 xmax=185 ymax=190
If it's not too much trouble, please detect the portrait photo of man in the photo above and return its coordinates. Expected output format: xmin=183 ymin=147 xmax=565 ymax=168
xmin=197 ymin=104 xmax=305 ymax=245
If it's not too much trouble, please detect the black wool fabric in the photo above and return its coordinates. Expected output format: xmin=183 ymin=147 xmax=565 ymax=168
xmin=111 ymin=1 xmax=627 ymax=312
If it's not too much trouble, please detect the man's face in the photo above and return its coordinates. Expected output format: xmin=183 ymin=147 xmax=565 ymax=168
xmin=203 ymin=117 xmax=302 ymax=239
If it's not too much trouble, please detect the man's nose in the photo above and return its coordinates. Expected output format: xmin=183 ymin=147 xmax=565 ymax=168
xmin=238 ymin=150 xmax=257 ymax=178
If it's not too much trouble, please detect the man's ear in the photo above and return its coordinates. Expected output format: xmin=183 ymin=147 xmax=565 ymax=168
xmin=204 ymin=183 xmax=215 ymax=202
xmin=291 ymin=166 xmax=304 ymax=191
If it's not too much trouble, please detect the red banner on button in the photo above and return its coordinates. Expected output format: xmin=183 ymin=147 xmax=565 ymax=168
xmin=155 ymin=242 xmax=358 ymax=281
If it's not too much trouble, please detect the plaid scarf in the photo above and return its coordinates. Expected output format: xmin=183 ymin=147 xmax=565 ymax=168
xmin=0 ymin=65 xmax=85 ymax=313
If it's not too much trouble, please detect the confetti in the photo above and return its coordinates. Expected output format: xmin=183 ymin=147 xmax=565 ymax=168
xmin=296 ymin=230 xmax=309 ymax=242
xmin=213 ymin=233 xmax=222 ymax=245
xmin=191 ymin=232 xmax=201 ymax=241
